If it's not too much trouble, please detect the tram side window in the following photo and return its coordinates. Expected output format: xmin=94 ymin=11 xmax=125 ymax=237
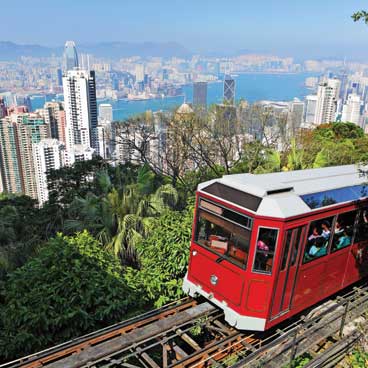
xmin=281 ymin=230 xmax=293 ymax=271
xmin=355 ymin=208 xmax=368 ymax=243
xmin=253 ymin=227 xmax=278 ymax=274
xmin=331 ymin=211 xmax=357 ymax=252
xmin=303 ymin=216 xmax=334 ymax=263
xmin=195 ymin=209 xmax=251 ymax=268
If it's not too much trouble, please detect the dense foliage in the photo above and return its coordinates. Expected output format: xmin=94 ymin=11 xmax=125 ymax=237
xmin=125 ymin=204 xmax=194 ymax=307
xmin=0 ymin=121 xmax=367 ymax=361
xmin=0 ymin=231 xmax=139 ymax=360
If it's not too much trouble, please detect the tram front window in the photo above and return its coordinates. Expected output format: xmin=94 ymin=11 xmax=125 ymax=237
xmin=195 ymin=209 xmax=251 ymax=269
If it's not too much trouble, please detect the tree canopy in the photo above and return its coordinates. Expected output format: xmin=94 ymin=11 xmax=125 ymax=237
xmin=0 ymin=231 xmax=140 ymax=360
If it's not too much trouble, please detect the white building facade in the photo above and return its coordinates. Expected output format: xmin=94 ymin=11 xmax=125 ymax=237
xmin=341 ymin=93 xmax=362 ymax=126
xmin=62 ymin=69 xmax=98 ymax=154
xmin=314 ymin=79 xmax=341 ymax=125
xmin=33 ymin=139 xmax=66 ymax=205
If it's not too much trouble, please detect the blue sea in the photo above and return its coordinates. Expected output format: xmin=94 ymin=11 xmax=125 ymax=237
xmin=30 ymin=73 xmax=317 ymax=121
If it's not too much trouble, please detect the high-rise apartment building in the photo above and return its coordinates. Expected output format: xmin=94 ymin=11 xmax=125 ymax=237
xmin=62 ymin=69 xmax=98 ymax=153
xmin=135 ymin=64 xmax=145 ymax=83
xmin=341 ymin=93 xmax=362 ymax=126
xmin=304 ymin=95 xmax=318 ymax=125
xmin=289 ymin=99 xmax=304 ymax=132
xmin=99 ymin=103 xmax=113 ymax=122
xmin=63 ymin=41 xmax=79 ymax=71
xmin=314 ymin=79 xmax=341 ymax=125
xmin=0 ymin=113 xmax=49 ymax=199
xmin=193 ymin=82 xmax=207 ymax=108
xmin=37 ymin=102 xmax=66 ymax=144
xmin=57 ymin=68 xmax=63 ymax=87
xmin=223 ymin=76 xmax=235 ymax=105
xmin=33 ymin=139 xmax=66 ymax=205
xmin=0 ymin=97 xmax=7 ymax=118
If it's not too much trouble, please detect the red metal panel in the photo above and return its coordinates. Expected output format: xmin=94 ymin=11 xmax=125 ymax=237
xmin=293 ymin=259 xmax=327 ymax=308
xmin=323 ymin=249 xmax=350 ymax=295
xmin=271 ymin=271 xmax=287 ymax=316
xmin=189 ymin=248 xmax=245 ymax=306
xmin=246 ymin=279 xmax=271 ymax=312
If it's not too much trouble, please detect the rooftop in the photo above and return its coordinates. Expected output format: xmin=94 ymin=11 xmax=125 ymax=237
xmin=198 ymin=165 xmax=368 ymax=219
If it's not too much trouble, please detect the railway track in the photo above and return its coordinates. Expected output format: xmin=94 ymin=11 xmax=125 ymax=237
xmin=3 ymin=282 xmax=368 ymax=368
xmin=0 ymin=295 xmax=264 ymax=368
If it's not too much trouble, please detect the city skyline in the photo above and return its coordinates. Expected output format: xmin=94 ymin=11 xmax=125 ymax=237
xmin=1 ymin=1 xmax=368 ymax=60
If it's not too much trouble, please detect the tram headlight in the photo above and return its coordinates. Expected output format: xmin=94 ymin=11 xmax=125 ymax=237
xmin=210 ymin=275 xmax=218 ymax=285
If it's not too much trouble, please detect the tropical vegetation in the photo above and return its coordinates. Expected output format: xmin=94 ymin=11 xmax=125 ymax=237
xmin=0 ymin=120 xmax=367 ymax=361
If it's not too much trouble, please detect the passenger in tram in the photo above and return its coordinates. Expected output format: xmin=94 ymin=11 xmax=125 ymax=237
xmin=257 ymin=238 xmax=270 ymax=252
xmin=335 ymin=228 xmax=352 ymax=249
xmin=255 ymin=236 xmax=270 ymax=270
xmin=308 ymin=226 xmax=322 ymax=242
xmin=308 ymin=237 xmax=326 ymax=257
xmin=334 ymin=220 xmax=344 ymax=235
xmin=321 ymin=221 xmax=331 ymax=239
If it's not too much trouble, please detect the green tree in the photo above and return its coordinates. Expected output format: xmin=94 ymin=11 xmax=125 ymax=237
xmin=0 ymin=231 xmax=139 ymax=361
xmin=0 ymin=195 xmax=46 ymax=279
xmin=285 ymin=138 xmax=305 ymax=171
xmin=125 ymin=204 xmax=194 ymax=307
xmin=64 ymin=184 xmax=179 ymax=267
xmin=313 ymin=140 xmax=356 ymax=168
xmin=352 ymin=10 xmax=368 ymax=24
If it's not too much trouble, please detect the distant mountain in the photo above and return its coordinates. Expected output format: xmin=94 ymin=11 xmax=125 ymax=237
xmin=0 ymin=41 xmax=192 ymax=60
xmin=79 ymin=42 xmax=192 ymax=59
xmin=0 ymin=41 xmax=59 ymax=60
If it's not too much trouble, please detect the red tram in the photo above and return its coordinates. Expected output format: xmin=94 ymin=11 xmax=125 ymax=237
xmin=183 ymin=165 xmax=368 ymax=331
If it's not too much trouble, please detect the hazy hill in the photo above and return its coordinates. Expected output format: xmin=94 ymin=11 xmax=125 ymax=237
xmin=0 ymin=41 xmax=192 ymax=60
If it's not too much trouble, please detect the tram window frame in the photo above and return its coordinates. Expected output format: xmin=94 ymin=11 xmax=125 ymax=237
xmin=252 ymin=226 xmax=279 ymax=275
xmin=302 ymin=215 xmax=335 ymax=264
xmin=281 ymin=230 xmax=293 ymax=271
xmin=330 ymin=210 xmax=357 ymax=253
xmin=355 ymin=207 xmax=368 ymax=243
xmin=291 ymin=227 xmax=303 ymax=266
xmin=195 ymin=207 xmax=252 ymax=270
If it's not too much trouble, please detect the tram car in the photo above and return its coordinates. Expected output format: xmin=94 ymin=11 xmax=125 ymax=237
xmin=183 ymin=165 xmax=368 ymax=331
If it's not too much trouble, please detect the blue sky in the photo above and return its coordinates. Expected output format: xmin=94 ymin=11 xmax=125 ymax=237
xmin=2 ymin=0 xmax=368 ymax=59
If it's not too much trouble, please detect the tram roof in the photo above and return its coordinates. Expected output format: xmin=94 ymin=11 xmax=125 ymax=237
xmin=198 ymin=165 xmax=368 ymax=218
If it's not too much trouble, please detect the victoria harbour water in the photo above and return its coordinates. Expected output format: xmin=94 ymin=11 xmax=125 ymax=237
xmin=31 ymin=72 xmax=317 ymax=121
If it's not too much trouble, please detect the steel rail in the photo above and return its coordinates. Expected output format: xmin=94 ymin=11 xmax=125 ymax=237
xmin=3 ymin=281 xmax=368 ymax=368
xmin=0 ymin=297 xmax=197 ymax=368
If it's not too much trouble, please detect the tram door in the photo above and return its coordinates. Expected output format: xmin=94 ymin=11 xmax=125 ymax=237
xmin=271 ymin=226 xmax=305 ymax=318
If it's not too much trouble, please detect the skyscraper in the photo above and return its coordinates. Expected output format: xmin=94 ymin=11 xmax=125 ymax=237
xmin=33 ymin=139 xmax=66 ymax=205
xmin=62 ymin=69 xmax=98 ymax=153
xmin=37 ymin=101 xmax=66 ymax=144
xmin=289 ymin=99 xmax=304 ymax=133
xmin=0 ymin=113 xmax=50 ymax=199
xmin=223 ymin=76 xmax=235 ymax=105
xmin=305 ymin=95 xmax=318 ymax=124
xmin=314 ymin=79 xmax=341 ymax=125
xmin=0 ymin=97 xmax=7 ymax=118
xmin=193 ymin=82 xmax=207 ymax=108
xmin=135 ymin=64 xmax=145 ymax=83
xmin=63 ymin=41 xmax=79 ymax=71
xmin=341 ymin=94 xmax=362 ymax=126
xmin=57 ymin=68 xmax=63 ymax=87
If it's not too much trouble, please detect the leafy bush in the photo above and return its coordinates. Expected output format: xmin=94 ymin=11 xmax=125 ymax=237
xmin=347 ymin=349 xmax=368 ymax=367
xmin=125 ymin=204 xmax=194 ymax=307
xmin=0 ymin=231 xmax=139 ymax=361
